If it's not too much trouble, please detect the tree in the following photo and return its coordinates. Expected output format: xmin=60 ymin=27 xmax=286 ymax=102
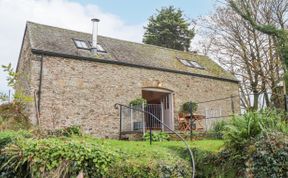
xmin=228 ymin=0 xmax=288 ymax=95
xmin=143 ymin=6 xmax=195 ymax=51
xmin=197 ymin=2 xmax=286 ymax=110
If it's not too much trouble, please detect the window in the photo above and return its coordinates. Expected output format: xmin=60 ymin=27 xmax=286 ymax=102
xmin=96 ymin=44 xmax=106 ymax=52
xmin=179 ymin=59 xmax=193 ymax=67
xmin=73 ymin=39 xmax=107 ymax=53
xmin=190 ymin=61 xmax=203 ymax=68
xmin=74 ymin=39 xmax=89 ymax=49
xmin=89 ymin=42 xmax=106 ymax=53
xmin=178 ymin=58 xmax=204 ymax=69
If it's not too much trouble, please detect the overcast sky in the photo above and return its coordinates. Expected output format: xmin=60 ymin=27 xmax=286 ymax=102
xmin=0 ymin=0 xmax=216 ymax=94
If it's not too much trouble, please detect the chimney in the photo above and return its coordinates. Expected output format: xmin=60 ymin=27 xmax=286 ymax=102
xmin=91 ymin=18 xmax=100 ymax=54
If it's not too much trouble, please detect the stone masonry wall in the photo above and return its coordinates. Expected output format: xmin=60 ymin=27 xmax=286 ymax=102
xmin=15 ymin=30 xmax=39 ymax=125
xmin=26 ymin=55 xmax=239 ymax=138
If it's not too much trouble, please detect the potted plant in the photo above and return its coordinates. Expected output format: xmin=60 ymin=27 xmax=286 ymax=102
xmin=129 ymin=98 xmax=147 ymax=107
xmin=129 ymin=98 xmax=147 ymax=131
xmin=181 ymin=101 xmax=198 ymax=115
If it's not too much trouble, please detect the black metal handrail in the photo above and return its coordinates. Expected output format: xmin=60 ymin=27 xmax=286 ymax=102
xmin=114 ymin=103 xmax=195 ymax=178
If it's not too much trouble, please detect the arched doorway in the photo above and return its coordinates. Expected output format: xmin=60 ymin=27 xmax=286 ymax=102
xmin=142 ymin=87 xmax=174 ymax=131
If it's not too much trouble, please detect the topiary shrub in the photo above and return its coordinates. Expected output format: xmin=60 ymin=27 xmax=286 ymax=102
xmin=181 ymin=102 xmax=198 ymax=114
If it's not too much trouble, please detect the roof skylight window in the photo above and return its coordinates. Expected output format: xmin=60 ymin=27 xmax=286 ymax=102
xmin=96 ymin=44 xmax=105 ymax=52
xmin=88 ymin=42 xmax=106 ymax=53
xmin=73 ymin=39 xmax=107 ymax=53
xmin=74 ymin=39 xmax=89 ymax=49
xmin=190 ymin=61 xmax=203 ymax=68
xmin=179 ymin=59 xmax=193 ymax=67
xmin=178 ymin=58 xmax=204 ymax=69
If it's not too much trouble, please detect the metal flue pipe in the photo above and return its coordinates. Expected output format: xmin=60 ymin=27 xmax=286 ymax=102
xmin=91 ymin=18 xmax=100 ymax=54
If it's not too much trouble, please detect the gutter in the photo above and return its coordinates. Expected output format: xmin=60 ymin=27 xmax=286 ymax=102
xmin=31 ymin=49 xmax=239 ymax=84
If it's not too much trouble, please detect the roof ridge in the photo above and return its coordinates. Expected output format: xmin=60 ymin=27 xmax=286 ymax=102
xmin=26 ymin=21 xmax=201 ymax=56
xmin=26 ymin=21 xmax=92 ymax=35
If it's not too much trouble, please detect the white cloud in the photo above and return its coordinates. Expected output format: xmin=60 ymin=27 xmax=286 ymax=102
xmin=0 ymin=0 xmax=145 ymax=93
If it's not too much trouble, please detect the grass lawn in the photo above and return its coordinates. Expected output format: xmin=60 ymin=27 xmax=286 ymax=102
xmin=71 ymin=136 xmax=224 ymax=164
xmin=0 ymin=130 xmax=225 ymax=177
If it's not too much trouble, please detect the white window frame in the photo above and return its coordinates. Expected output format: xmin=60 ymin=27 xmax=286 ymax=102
xmin=88 ymin=41 xmax=106 ymax=53
xmin=178 ymin=58 xmax=204 ymax=69
xmin=179 ymin=59 xmax=193 ymax=67
xmin=73 ymin=39 xmax=89 ymax=49
xmin=189 ymin=61 xmax=204 ymax=69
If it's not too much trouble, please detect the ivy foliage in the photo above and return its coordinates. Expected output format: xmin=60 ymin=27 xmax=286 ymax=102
xmin=143 ymin=6 xmax=195 ymax=51
xmin=250 ymin=132 xmax=288 ymax=178
xmin=0 ymin=137 xmax=116 ymax=178
xmin=0 ymin=129 xmax=193 ymax=177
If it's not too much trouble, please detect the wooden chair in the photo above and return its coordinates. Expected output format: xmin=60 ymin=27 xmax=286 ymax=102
xmin=192 ymin=115 xmax=205 ymax=131
xmin=178 ymin=113 xmax=190 ymax=131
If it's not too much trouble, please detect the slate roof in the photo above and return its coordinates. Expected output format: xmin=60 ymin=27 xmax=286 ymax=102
xmin=25 ymin=21 xmax=238 ymax=83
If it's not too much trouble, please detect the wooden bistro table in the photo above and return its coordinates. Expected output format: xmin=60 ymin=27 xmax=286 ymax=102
xmin=178 ymin=114 xmax=205 ymax=131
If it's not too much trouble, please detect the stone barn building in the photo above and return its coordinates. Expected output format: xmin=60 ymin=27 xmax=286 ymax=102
xmin=16 ymin=21 xmax=239 ymax=138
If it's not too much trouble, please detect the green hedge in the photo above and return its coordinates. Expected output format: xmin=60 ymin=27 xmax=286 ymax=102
xmin=0 ymin=137 xmax=116 ymax=178
xmin=250 ymin=132 xmax=288 ymax=177
xmin=0 ymin=131 xmax=193 ymax=177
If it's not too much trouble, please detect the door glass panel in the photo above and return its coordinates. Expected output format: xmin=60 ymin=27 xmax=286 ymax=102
xmin=166 ymin=95 xmax=169 ymax=109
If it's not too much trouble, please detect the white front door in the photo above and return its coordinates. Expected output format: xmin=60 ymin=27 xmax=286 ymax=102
xmin=161 ymin=93 xmax=174 ymax=131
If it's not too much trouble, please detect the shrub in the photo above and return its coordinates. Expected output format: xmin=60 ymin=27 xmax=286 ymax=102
xmin=181 ymin=102 xmax=198 ymax=114
xmin=0 ymin=130 xmax=31 ymax=149
xmin=48 ymin=125 xmax=82 ymax=137
xmin=250 ymin=132 xmax=288 ymax=178
xmin=223 ymin=109 xmax=288 ymax=149
xmin=0 ymin=130 xmax=33 ymax=177
xmin=210 ymin=132 xmax=288 ymax=178
xmin=214 ymin=109 xmax=288 ymax=177
xmin=0 ymin=64 xmax=33 ymax=131
xmin=0 ymin=137 xmax=116 ymax=177
xmin=129 ymin=98 xmax=147 ymax=106
xmin=211 ymin=120 xmax=227 ymax=139
xmin=143 ymin=132 xmax=170 ymax=142
xmin=0 ymin=102 xmax=31 ymax=131
xmin=111 ymin=158 xmax=191 ymax=177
